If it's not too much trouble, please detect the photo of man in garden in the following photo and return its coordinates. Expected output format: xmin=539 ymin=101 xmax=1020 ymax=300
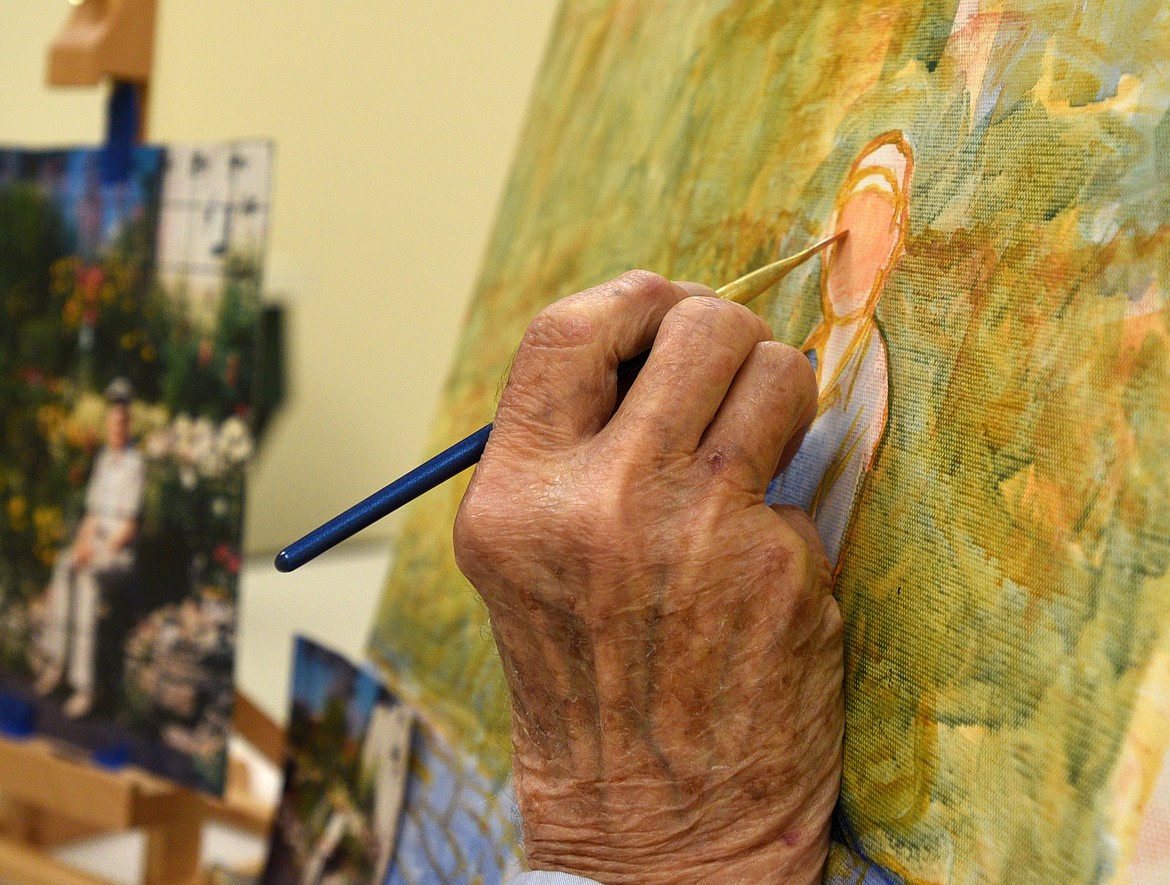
xmin=34 ymin=377 xmax=144 ymax=718
xmin=0 ymin=141 xmax=271 ymax=795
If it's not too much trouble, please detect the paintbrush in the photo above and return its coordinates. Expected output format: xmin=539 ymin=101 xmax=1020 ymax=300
xmin=275 ymin=232 xmax=844 ymax=572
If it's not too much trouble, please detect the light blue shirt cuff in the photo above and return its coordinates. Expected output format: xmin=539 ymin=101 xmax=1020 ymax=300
xmin=509 ymin=873 xmax=604 ymax=885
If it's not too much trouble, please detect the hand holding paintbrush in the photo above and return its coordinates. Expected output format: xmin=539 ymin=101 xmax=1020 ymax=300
xmin=275 ymin=232 xmax=843 ymax=572
xmin=450 ymin=245 xmax=843 ymax=885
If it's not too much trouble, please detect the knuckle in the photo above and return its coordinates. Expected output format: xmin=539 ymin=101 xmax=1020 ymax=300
xmin=607 ymin=268 xmax=673 ymax=299
xmin=653 ymin=298 xmax=767 ymax=377
xmin=452 ymin=494 xmax=496 ymax=575
xmin=821 ymin=595 xmax=845 ymax=639
xmin=772 ymin=534 xmax=812 ymax=587
xmin=762 ymin=339 xmax=815 ymax=377
xmin=764 ymin=520 xmax=829 ymax=594
xmin=755 ymin=340 xmax=817 ymax=404
xmin=454 ymin=464 xmax=617 ymax=582
xmin=521 ymin=304 xmax=596 ymax=350
xmin=665 ymin=295 xmax=769 ymax=340
xmin=754 ymin=338 xmax=800 ymax=366
xmin=667 ymin=292 xmax=723 ymax=325
xmin=452 ymin=474 xmax=526 ymax=575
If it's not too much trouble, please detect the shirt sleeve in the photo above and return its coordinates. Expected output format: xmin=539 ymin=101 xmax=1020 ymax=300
xmin=118 ymin=449 xmax=145 ymax=519
xmin=508 ymin=843 xmax=895 ymax=885
xmin=83 ymin=450 xmax=107 ymax=514
xmin=508 ymin=873 xmax=604 ymax=885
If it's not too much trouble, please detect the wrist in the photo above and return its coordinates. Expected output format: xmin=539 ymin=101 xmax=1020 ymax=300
xmin=516 ymin=769 xmax=832 ymax=885
xmin=523 ymin=824 xmax=829 ymax=885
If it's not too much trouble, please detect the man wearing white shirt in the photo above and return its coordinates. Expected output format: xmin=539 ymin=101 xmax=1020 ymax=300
xmin=36 ymin=377 xmax=145 ymax=719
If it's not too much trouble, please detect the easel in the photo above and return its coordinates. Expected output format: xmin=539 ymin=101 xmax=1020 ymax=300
xmin=0 ymin=695 xmax=280 ymax=885
xmin=47 ymin=0 xmax=155 ymax=136
xmin=0 ymin=3 xmax=284 ymax=882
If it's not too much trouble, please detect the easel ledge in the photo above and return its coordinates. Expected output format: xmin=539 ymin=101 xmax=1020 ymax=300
xmin=0 ymin=691 xmax=281 ymax=885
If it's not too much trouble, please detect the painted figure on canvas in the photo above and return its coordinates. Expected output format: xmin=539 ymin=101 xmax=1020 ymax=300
xmin=769 ymin=132 xmax=912 ymax=568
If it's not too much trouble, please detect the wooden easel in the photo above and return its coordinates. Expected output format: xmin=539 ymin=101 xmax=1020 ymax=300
xmin=0 ymin=4 xmax=286 ymax=882
xmin=0 ymin=694 xmax=281 ymax=885
xmin=47 ymin=0 xmax=156 ymax=138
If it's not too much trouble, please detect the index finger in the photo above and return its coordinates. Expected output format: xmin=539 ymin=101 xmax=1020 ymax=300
xmin=494 ymin=271 xmax=693 ymax=449
xmin=608 ymin=296 xmax=773 ymax=454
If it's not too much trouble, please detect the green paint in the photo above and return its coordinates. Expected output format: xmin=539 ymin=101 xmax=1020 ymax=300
xmin=369 ymin=2 xmax=1170 ymax=880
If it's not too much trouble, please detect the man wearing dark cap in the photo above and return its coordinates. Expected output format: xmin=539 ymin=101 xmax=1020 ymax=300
xmin=35 ymin=378 xmax=145 ymax=718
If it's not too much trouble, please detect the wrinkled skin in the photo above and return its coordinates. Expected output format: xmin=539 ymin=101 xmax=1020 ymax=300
xmin=454 ymin=271 xmax=844 ymax=884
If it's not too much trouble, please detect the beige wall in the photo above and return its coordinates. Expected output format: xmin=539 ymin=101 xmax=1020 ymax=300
xmin=0 ymin=1 xmax=558 ymax=554
xmin=0 ymin=4 xmax=109 ymax=143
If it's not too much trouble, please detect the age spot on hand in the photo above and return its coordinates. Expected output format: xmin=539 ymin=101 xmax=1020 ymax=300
xmin=704 ymin=446 xmax=733 ymax=475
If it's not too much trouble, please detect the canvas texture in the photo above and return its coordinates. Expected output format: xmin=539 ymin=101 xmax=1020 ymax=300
xmin=368 ymin=1 xmax=1170 ymax=881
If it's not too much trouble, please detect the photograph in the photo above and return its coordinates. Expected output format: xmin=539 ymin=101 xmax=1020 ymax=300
xmin=0 ymin=141 xmax=272 ymax=793
xmin=262 ymin=637 xmax=413 ymax=885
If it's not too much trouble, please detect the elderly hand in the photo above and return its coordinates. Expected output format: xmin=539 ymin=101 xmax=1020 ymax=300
xmin=454 ymin=271 xmax=843 ymax=885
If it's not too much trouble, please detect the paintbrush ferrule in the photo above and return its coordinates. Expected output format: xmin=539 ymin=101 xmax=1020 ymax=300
xmin=715 ymin=231 xmax=844 ymax=305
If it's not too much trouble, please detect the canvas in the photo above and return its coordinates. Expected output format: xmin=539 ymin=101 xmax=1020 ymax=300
xmin=0 ymin=141 xmax=272 ymax=793
xmin=261 ymin=638 xmax=413 ymax=885
xmin=368 ymin=1 xmax=1170 ymax=881
xmin=385 ymin=718 xmax=521 ymax=885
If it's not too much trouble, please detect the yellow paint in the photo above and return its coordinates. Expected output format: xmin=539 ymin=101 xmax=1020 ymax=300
xmin=370 ymin=1 xmax=1170 ymax=881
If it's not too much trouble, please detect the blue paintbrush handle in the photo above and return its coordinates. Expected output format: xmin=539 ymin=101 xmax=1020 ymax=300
xmin=274 ymin=239 xmax=841 ymax=573
xmin=274 ymin=423 xmax=493 ymax=572
xmin=274 ymin=351 xmax=651 ymax=572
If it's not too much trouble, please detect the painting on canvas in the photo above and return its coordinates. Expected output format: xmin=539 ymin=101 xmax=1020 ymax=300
xmin=368 ymin=1 xmax=1170 ymax=881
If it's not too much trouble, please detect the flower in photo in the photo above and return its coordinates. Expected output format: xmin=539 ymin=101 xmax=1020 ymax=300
xmin=217 ymin=416 xmax=253 ymax=466
xmin=145 ymin=427 xmax=173 ymax=460
xmin=6 ymin=496 xmax=28 ymax=532
xmin=62 ymin=297 xmax=81 ymax=328
xmin=199 ymin=449 xmax=227 ymax=480
xmin=78 ymin=264 xmax=104 ymax=301
xmin=173 ymin=414 xmax=195 ymax=464
xmin=212 ymin=543 xmax=241 ymax=576
xmin=191 ymin=418 xmax=216 ymax=466
xmin=65 ymin=393 xmax=107 ymax=449
xmin=33 ymin=506 xmax=64 ymax=550
xmin=36 ymin=404 xmax=68 ymax=445
xmin=132 ymin=402 xmax=170 ymax=440
xmin=179 ymin=464 xmax=198 ymax=490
